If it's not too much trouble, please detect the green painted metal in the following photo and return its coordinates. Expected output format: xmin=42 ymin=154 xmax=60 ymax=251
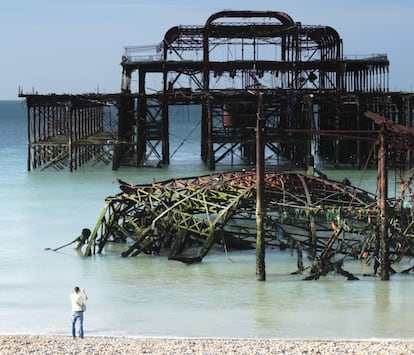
xmin=67 ymin=170 xmax=414 ymax=279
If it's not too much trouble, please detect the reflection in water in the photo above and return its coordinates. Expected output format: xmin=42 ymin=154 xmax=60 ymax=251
xmin=373 ymin=282 xmax=390 ymax=337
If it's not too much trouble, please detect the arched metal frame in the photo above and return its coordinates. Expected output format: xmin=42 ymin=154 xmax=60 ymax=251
xmin=119 ymin=10 xmax=392 ymax=170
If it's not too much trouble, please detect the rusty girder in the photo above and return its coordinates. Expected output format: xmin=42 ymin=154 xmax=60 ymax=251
xmin=365 ymin=111 xmax=414 ymax=154
xmin=82 ymin=174 xmax=256 ymax=260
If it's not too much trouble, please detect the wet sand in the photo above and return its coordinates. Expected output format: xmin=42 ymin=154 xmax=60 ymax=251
xmin=0 ymin=335 xmax=413 ymax=354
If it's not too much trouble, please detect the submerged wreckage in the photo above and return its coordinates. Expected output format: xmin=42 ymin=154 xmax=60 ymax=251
xmin=63 ymin=168 xmax=414 ymax=281
xmin=48 ymin=108 xmax=414 ymax=281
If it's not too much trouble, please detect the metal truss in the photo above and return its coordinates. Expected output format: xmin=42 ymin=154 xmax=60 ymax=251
xmin=78 ymin=170 xmax=414 ymax=274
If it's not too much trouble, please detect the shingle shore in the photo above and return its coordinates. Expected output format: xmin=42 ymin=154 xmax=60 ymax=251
xmin=0 ymin=335 xmax=413 ymax=354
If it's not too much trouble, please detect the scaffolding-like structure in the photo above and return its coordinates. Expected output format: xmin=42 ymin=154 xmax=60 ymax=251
xmin=22 ymin=94 xmax=118 ymax=171
xmin=118 ymin=10 xmax=414 ymax=170
xmin=20 ymin=10 xmax=414 ymax=171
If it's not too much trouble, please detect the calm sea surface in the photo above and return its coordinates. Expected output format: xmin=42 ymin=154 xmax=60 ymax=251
xmin=0 ymin=100 xmax=413 ymax=339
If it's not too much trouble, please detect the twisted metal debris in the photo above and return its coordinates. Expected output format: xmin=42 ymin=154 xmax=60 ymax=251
xmin=68 ymin=170 xmax=414 ymax=279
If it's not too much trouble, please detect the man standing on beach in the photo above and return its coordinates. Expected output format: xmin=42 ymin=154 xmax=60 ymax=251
xmin=70 ymin=286 xmax=88 ymax=339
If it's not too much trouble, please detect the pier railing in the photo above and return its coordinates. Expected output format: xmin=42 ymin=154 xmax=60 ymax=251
xmin=122 ymin=44 xmax=163 ymax=62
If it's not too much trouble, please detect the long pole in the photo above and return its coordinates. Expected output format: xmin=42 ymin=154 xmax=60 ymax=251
xmin=378 ymin=122 xmax=389 ymax=280
xmin=256 ymin=92 xmax=266 ymax=281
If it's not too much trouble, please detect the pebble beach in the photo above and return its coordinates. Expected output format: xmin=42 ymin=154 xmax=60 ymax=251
xmin=0 ymin=336 xmax=413 ymax=354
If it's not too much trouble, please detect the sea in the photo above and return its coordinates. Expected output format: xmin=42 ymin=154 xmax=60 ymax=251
xmin=0 ymin=99 xmax=413 ymax=339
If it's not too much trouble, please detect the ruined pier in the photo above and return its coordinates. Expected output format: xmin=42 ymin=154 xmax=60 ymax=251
xmin=20 ymin=10 xmax=414 ymax=171
xmin=22 ymin=10 xmax=414 ymax=280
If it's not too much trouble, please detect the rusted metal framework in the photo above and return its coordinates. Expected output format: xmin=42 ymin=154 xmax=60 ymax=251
xmin=44 ymin=112 xmax=414 ymax=279
xmin=23 ymin=94 xmax=119 ymax=171
xmin=20 ymin=10 xmax=414 ymax=171
xmin=73 ymin=170 xmax=414 ymax=279
xmin=117 ymin=10 xmax=414 ymax=170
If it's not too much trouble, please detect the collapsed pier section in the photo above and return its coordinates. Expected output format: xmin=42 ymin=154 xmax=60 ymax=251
xmin=73 ymin=170 xmax=414 ymax=279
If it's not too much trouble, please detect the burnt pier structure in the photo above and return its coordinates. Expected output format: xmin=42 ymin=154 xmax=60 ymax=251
xmin=118 ymin=10 xmax=414 ymax=170
xmin=32 ymin=10 xmax=414 ymax=280
xmin=23 ymin=93 xmax=119 ymax=171
xmin=70 ymin=168 xmax=414 ymax=280
xmin=21 ymin=10 xmax=414 ymax=171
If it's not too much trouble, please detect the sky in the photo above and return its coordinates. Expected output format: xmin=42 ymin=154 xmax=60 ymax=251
xmin=1 ymin=0 xmax=413 ymax=99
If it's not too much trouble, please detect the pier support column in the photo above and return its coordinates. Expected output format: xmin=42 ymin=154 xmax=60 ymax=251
xmin=256 ymin=92 xmax=266 ymax=281
xmin=378 ymin=122 xmax=389 ymax=280
xmin=137 ymin=70 xmax=147 ymax=166
xmin=203 ymin=98 xmax=215 ymax=170
xmin=26 ymin=102 xmax=32 ymax=171
xmin=161 ymin=98 xmax=169 ymax=165
xmin=67 ymin=105 xmax=73 ymax=171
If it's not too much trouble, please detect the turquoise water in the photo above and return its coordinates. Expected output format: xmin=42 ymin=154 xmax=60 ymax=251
xmin=0 ymin=100 xmax=413 ymax=339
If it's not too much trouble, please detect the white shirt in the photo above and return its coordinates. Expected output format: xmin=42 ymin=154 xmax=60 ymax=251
xmin=70 ymin=290 xmax=87 ymax=312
